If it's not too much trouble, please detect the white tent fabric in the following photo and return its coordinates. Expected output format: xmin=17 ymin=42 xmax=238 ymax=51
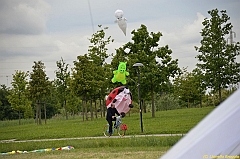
xmin=161 ymin=89 xmax=240 ymax=159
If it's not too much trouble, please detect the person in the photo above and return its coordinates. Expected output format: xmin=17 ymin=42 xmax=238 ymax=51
xmin=106 ymin=103 xmax=120 ymax=136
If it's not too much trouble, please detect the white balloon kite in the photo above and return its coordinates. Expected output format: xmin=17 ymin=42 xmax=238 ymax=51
xmin=114 ymin=9 xmax=127 ymax=36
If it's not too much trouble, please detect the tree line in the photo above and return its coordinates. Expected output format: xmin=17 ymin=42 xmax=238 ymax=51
xmin=0 ymin=9 xmax=239 ymax=124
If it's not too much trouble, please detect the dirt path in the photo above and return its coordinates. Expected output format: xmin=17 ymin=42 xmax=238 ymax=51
xmin=0 ymin=134 xmax=184 ymax=143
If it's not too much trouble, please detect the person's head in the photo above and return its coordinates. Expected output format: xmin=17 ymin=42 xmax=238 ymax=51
xmin=111 ymin=103 xmax=115 ymax=108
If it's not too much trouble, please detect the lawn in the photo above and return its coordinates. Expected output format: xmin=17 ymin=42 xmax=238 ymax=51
xmin=0 ymin=107 xmax=215 ymax=158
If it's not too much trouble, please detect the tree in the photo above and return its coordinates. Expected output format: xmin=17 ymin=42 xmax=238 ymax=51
xmin=44 ymin=82 xmax=60 ymax=119
xmin=174 ymin=68 xmax=192 ymax=108
xmin=55 ymin=57 xmax=70 ymax=120
xmin=7 ymin=71 xmax=32 ymax=124
xmin=71 ymin=54 xmax=99 ymax=121
xmin=114 ymin=24 xmax=180 ymax=117
xmin=173 ymin=68 xmax=205 ymax=108
xmin=192 ymin=68 xmax=206 ymax=107
xmin=29 ymin=61 xmax=51 ymax=124
xmin=155 ymin=93 xmax=180 ymax=111
xmin=0 ymin=85 xmax=18 ymax=120
xmin=88 ymin=25 xmax=114 ymax=66
xmin=41 ymin=80 xmax=57 ymax=124
xmin=88 ymin=25 xmax=114 ymax=119
xmin=66 ymin=90 xmax=81 ymax=117
xmin=195 ymin=9 xmax=240 ymax=103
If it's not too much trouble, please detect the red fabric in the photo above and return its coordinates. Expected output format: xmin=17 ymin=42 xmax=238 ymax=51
xmin=106 ymin=86 xmax=124 ymax=106
xmin=120 ymin=124 xmax=128 ymax=130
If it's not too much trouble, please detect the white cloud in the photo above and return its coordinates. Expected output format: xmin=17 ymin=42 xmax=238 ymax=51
xmin=148 ymin=12 xmax=206 ymax=71
xmin=0 ymin=0 xmax=51 ymax=34
xmin=0 ymin=0 xmax=240 ymax=86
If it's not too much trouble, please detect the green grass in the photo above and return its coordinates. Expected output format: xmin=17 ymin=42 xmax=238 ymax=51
xmin=0 ymin=137 xmax=180 ymax=158
xmin=0 ymin=147 xmax=169 ymax=159
xmin=0 ymin=136 xmax=181 ymax=152
xmin=0 ymin=107 xmax=214 ymax=141
xmin=0 ymin=107 xmax=215 ymax=158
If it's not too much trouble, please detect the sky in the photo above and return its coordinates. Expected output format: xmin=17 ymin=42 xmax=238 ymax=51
xmin=0 ymin=0 xmax=240 ymax=87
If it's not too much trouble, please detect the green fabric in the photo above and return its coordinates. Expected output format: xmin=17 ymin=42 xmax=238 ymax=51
xmin=111 ymin=62 xmax=129 ymax=84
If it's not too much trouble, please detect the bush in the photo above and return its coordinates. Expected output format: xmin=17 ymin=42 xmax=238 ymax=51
xmin=155 ymin=94 xmax=180 ymax=111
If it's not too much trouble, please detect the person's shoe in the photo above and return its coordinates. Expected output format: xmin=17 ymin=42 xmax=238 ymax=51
xmin=108 ymin=133 xmax=112 ymax=137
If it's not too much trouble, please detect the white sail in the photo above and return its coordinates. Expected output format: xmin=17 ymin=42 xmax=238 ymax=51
xmin=161 ymin=88 xmax=240 ymax=159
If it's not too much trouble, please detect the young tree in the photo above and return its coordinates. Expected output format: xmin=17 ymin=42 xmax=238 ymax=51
xmin=7 ymin=71 xmax=32 ymax=125
xmin=173 ymin=68 xmax=205 ymax=108
xmin=71 ymin=54 xmax=99 ymax=121
xmin=29 ymin=61 xmax=50 ymax=125
xmin=88 ymin=25 xmax=114 ymax=119
xmin=115 ymin=24 xmax=180 ymax=117
xmin=195 ymin=9 xmax=240 ymax=103
xmin=88 ymin=25 xmax=114 ymax=66
xmin=66 ymin=90 xmax=81 ymax=117
xmin=55 ymin=57 xmax=70 ymax=120
xmin=192 ymin=68 xmax=206 ymax=107
xmin=41 ymin=81 xmax=52 ymax=124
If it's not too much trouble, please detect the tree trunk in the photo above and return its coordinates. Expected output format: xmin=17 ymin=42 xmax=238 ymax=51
xmin=151 ymin=89 xmax=155 ymax=118
xmin=100 ymin=99 xmax=103 ymax=118
xmin=102 ymin=99 xmax=106 ymax=117
xmin=95 ymin=100 xmax=97 ymax=119
xmin=64 ymin=99 xmax=68 ymax=120
xmin=85 ymin=99 xmax=88 ymax=121
xmin=143 ymin=100 xmax=146 ymax=113
xmin=38 ymin=101 xmax=42 ymax=125
xmin=44 ymin=102 xmax=47 ymax=124
xmin=82 ymin=97 xmax=84 ymax=121
xmin=90 ymin=99 xmax=93 ymax=120
xmin=35 ymin=101 xmax=42 ymax=125
xmin=35 ymin=102 xmax=38 ymax=124
xmin=18 ymin=110 xmax=21 ymax=125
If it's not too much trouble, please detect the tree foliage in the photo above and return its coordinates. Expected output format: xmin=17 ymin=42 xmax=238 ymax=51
xmin=7 ymin=71 xmax=32 ymax=124
xmin=195 ymin=9 xmax=240 ymax=103
xmin=155 ymin=94 xmax=180 ymax=111
xmin=55 ymin=57 xmax=70 ymax=120
xmin=28 ymin=61 xmax=51 ymax=124
xmin=3 ymin=16 xmax=240 ymax=122
xmin=0 ymin=85 xmax=18 ymax=120
xmin=88 ymin=25 xmax=114 ymax=66
xmin=113 ymin=24 xmax=180 ymax=117
xmin=71 ymin=25 xmax=114 ymax=121
xmin=173 ymin=68 xmax=206 ymax=108
xmin=71 ymin=54 xmax=98 ymax=120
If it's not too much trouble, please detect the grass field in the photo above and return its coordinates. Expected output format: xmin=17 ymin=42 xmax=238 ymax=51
xmin=0 ymin=107 xmax=215 ymax=158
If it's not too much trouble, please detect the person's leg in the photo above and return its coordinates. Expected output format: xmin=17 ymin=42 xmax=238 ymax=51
xmin=113 ymin=117 xmax=117 ymax=128
xmin=107 ymin=119 xmax=113 ymax=135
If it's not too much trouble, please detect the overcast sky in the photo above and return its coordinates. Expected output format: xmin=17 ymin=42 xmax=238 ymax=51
xmin=0 ymin=0 xmax=239 ymax=87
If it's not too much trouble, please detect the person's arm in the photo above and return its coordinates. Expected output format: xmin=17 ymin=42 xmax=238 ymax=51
xmin=115 ymin=109 xmax=120 ymax=116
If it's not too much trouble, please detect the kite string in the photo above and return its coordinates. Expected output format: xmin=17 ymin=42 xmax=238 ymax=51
xmin=88 ymin=0 xmax=94 ymax=33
